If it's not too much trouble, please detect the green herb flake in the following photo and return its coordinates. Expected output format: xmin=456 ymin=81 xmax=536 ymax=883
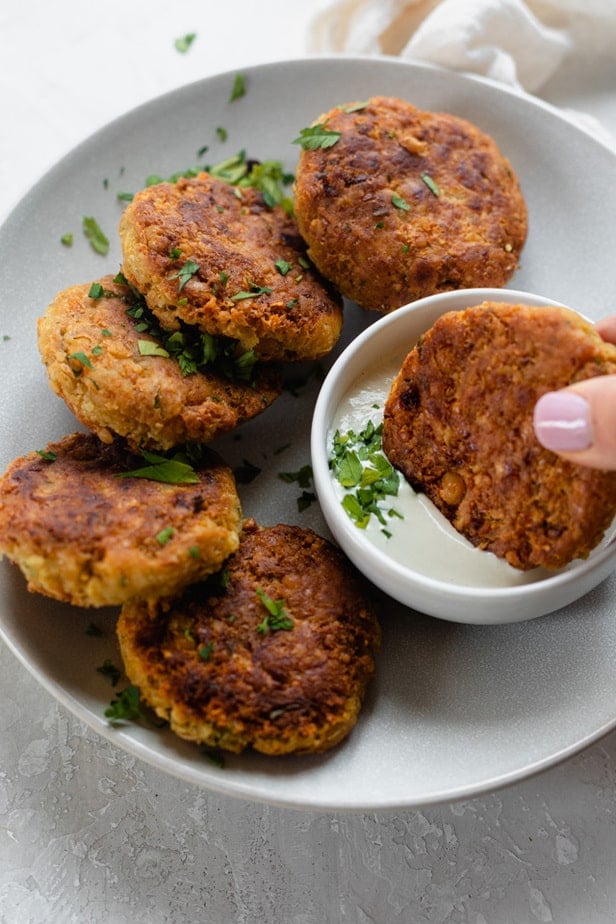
xmin=169 ymin=247 xmax=182 ymax=259
xmin=330 ymin=420 xmax=401 ymax=531
xmin=233 ymin=459 xmax=261 ymax=484
xmin=391 ymin=193 xmax=411 ymax=212
xmin=339 ymin=100 xmax=370 ymax=113
xmin=138 ymin=339 xmax=170 ymax=359
xmin=189 ymin=545 xmax=201 ymax=559
xmin=255 ymin=588 xmax=294 ymax=634
xmin=60 ymin=232 xmax=73 ymax=247
xmin=88 ymin=282 xmax=104 ymax=299
xmin=275 ymin=259 xmax=292 ymax=276
xmin=82 ymin=216 xmax=110 ymax=255
xmin=174 ymin=32 xmax=197 ymax=54
xmin=69 ymin=351 xmax=93 ymax=370
xmin=198 ymin=642 xmax=214 ymax=661
xmin=156 ymin=526 xmax=175 ymax=546
xmin=97 ymin=659 xmax=122 ymax=686
xmin=292 ymin=123 xmax=341 ymax=151
xmin=169 ymin=259 xmax=200 ymax=291
xmin=117 ymin=191 xmax=134 ymax=203
xmin=230 ymin=285 xmax=272 ymax=301
xmin=105 ymin=684 xmax=146 ymax=724
xmin=421 ymin=173 xmax=440 ymax=197
xmin=101 ymin=328 xmax=112 ymax=337
xmin=229 ymin=73 xmax=246 ymax=102
xmin=116 ymin=450 xmax=200 ymax=485
xmin=216 ymin=126 xmax=228 ymax=143
xmin=36 ymin=449 xmax=57 ymax=462
xmin=278 ymin=464 xmax=313 ymax=488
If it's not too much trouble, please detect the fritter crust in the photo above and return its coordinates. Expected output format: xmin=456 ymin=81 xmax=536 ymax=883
xmin=0 ymin=432 xmax=242 ymax=607
xmin=118 ymin=173 xmax=343 ymax=361
xmin=117 ymin=521 xmax=381 ymax=755
xmin=293 ymin=96 xmax=528 ymax=313
xmin=382 ymin=302 xmax=616 ymax=570
xmin=37 ymin=276 xmax=282 ymax=451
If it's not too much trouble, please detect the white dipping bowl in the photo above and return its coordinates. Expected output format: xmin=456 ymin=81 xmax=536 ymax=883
xmin=311 ymin=288 xmax=616 ymax=625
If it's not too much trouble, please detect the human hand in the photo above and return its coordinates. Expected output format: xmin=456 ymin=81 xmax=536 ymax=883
xmin=533 ymin=316 xmax=616 ymax=471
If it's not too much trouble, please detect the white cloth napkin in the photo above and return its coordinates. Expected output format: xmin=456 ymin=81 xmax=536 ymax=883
xmin=309 ymin=0 xmax=616 ymax=91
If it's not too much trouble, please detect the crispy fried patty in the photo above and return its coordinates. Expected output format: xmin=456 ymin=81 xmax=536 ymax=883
xmin=117 ymin=521 xmax=381 ymax=755
xmin=382 ymin=302 xmax=616 ymax=570
xmin=37 ymin=276 xmax=282 ymax=451
xmin=118 ymin=172 xmax=344 ymax=361
xmin=0 ymin=432 xmax=242 ymax=606
xmin=293 ymin=96 xmax=527 ymax=313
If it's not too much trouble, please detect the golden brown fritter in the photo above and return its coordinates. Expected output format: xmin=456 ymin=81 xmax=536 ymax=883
xmin=37 ymin=276 xmax=282 ymax=451
xmin=0 ymin=432 xmax=242 ymax=607
xmin=293 ymin=96 xmax=528 ymax=313
xmin=118 ymin=172 xmax=343 ymax=361
xmin=117 ymin=521 xmax=381 ymax=755
xmin=382 ymin=302 xmax=616 ymax=570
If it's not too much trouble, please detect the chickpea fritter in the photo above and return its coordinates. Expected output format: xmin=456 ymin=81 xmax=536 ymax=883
xmin=37 ymin=276 xmax=282 ymax=451
xmin=118 ymin=173 xmax=344 ymax=361
xmin=293 ymin=96 xmax=528 ymax=313
xmin=383 ymin=302 xmax=616 ymax=570
xmin=0 ymin=432 xmax=242 ymax=607
xmin=117 ymin=522 xmax=381 ymax=755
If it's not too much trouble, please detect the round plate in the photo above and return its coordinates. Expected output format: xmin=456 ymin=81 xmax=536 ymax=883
xmin=1 ymin=56 xmax=616 ymax=811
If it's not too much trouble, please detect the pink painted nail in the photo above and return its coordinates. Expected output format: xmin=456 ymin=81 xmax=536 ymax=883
xmin=533 ymin=392 xmax=592 ymax=452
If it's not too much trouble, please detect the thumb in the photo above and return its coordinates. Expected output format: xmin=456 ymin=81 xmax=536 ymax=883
xmin=533 ymin=375 xmax=616 ymax=471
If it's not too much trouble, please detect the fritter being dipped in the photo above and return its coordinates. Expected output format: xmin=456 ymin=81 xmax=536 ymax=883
xmin=117 ymin=521 xmax=381 ymax=755
xmin=37 ymin=276 xmax=282 ymax=452
xmin=293 ymin=96 xmax=527 ymax=313
xmin=118 ymin=172 xmax=343 ymax=361
xmin=383 ymin=302 xmax=616 ymax=570
xmin=0 ymin=432 xmax=242 ymax=607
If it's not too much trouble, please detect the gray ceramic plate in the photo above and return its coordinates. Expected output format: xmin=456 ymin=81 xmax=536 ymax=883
xmin=1 ymin=56 xmax=616 ymax=811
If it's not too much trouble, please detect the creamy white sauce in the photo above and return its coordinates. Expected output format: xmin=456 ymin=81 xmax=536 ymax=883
xmin=329 ymin=354 xmax=553 ymax=588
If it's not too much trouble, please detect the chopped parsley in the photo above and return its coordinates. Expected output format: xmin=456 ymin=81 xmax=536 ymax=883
xmin=174 ymin=32 xmax=197 ymax=53
xmin=198 ymin=641 xmax=214 ymax=661
xmin=116 ymin=449 xmax=200 ymax=485
xmin=36 ymin=449 xmax=57 ymax=461
xmin=230 ymin=284 xmax=272 ymax=301
xmin=169 ymin=259 xmax=200 ymax=292
xmin=60 ymin=232 xmax=73 ymax=247
xmin=330 ymin=420 xmax=401 ymax=530
xmin=275 ymin=259 xmax=292 ymax=276
xmin=96 ymin=659 xmax=122 ymax=686
xmin=69 ymin=351 xmax=93 ymax=371
xmin=156 ymin=526 xmax=175 ymax=546
xmin=391 ymin=193 xmax=411 ymax=212
xmin=421 ymin=173 xmax=440 ymax=197
xmin=255 ymin=588 xmax=294 ymax=634
xmin=229 ymin=73 xmax=246 ymax=102
xmin=105 ymin=685 xmax=146 ymax=724
xmin=216 ymin=126 xmax=228 ymax=143
xmin=82 ymin=216 xmax=109 ymax=255
xmin=124 ymin=287 xmax=258 ymax=382
xmin=292 ymin=123 xmax=341 ymax=151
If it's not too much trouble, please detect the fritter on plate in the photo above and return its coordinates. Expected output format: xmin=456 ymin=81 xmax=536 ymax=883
xmin=37 ymin=276 xmax=282 ymax=451
xmin=293 ymin=96 xmax=527 ymax=313
xmin=117 ymin=521 xmax=381 ymax=755
xmin=382 ymin=302 xmax=616 ymax=570
xmin=118 ymin=172 xmax=343 ymax=361
xmin=0 ymin=432 xmax=242 ymax=607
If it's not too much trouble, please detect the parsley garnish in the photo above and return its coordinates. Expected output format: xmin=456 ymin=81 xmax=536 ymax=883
xmin=330 ymin=420 xmax=401 ymax=529
xmin=82 ymin=216 xmax=109 ymax=255
xmin=96 ymin=659 xmax=122 ymax=686
xmin=138 ymin=340 xmax=170 ymax=359
xmin=421 ymin=173 xmax=440 ymax=197
xmin=169 ymin=259 xmax=200 ymax=291
xmin=36 ymin=449 xmax=57 ymax=461
xmin=275 ymin=259 xmax=292 ymax=276
xmin=391 ymin=193 xmax=411 ymax=212
xmin=116 ymin=450 xmax=200 ymax=485
xmin=198 ymin=642 xmax=214 ymax=661
xmin=174 ymin=33 xmax=196 ymax=54
xmin=293 ymin=123 xmax=341 ymax=151
xmin=230 ymin=285 xmax=272 ymax=301
xmin=156 ymin=526 xmax=175 ymax=546
xmin=105 ymin=685 xmax=146 ymax=723
xmin=255 ymin=588 xmax=294 ymax=634
xmin=69 ymin=351 xmax=93 ymax=371
xmin=229 ymin=73 xmax=246 ymax=102
xmin=60 ymin=232 xmax=73 ymax=247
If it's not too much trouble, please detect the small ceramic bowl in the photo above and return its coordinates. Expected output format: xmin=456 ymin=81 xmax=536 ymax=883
xmin=311 ymin=288 xmax=616 ymax=624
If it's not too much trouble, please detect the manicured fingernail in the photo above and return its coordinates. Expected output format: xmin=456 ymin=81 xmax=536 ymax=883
xmin=533 ymin=391 xmax=592 ymax=452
